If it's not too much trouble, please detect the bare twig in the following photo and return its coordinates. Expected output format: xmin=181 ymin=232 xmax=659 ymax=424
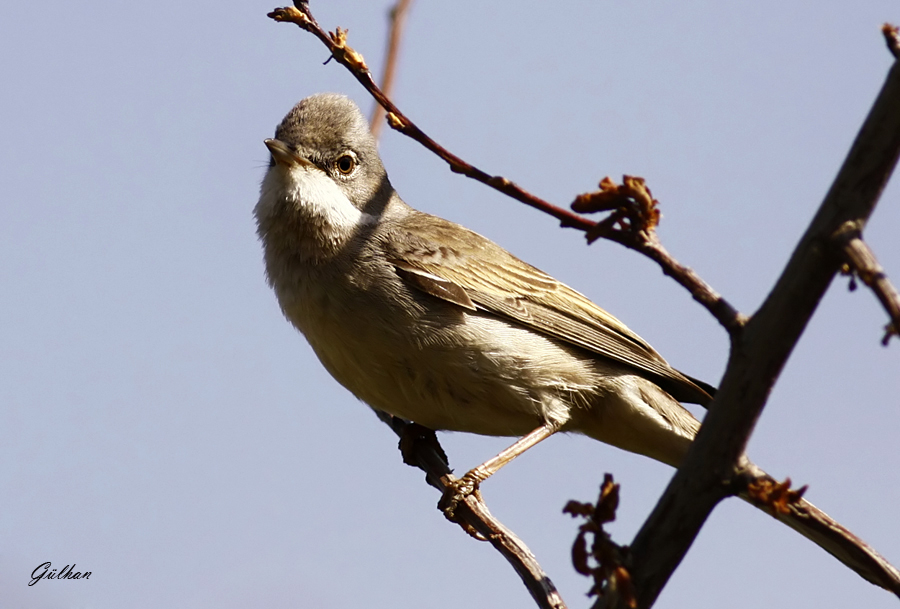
xmin=267 ymin=3 xmax=900 ymax=602
xmin=833 ymin=221 xmax=900 ymax=344
xmin=738 ymin=463 xmax=899 ymax=598
xmin=572 ymin=176 xmax=746 ymax=334
xmin=373 ymin=411 xmax=568 ymax=609
xmin=370 ymin=0 xmax=414 ymax=140
xmin=618 ymin=54 xmax=900 ymax=609
xmin=268 ymin=4 xmax=592 ymax=232
xmin=266 ymin=3 xmax=742 ymax=331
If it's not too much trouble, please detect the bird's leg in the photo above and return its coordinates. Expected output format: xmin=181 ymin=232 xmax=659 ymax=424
xmin=439 ymin=421 xmax=560 ymax=519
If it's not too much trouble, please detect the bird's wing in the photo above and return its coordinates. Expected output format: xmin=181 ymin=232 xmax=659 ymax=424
xmin=383 ymin=212 xmax=714 ymax=406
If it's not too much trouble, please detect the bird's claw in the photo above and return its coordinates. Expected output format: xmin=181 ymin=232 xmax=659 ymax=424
xmin=438 ymin=474 xmax=481 ymax=521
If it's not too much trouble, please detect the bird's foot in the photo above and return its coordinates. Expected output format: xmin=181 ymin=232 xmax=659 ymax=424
xmin=438 ymin=473 xmax=483 ymax=521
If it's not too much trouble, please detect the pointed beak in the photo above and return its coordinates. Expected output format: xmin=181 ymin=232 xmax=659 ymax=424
xmin=264 ymin=138 xmax=314 ymax=168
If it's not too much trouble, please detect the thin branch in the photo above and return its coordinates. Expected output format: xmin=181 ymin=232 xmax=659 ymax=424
xmin=267 ymin=4 xmax=593 ymax=231
xmin=268 ymin=4 xmax=900 ymax=602
xmin=572 ymin=176 xmax=745 ymax=333
xmin=266 ymin=3 xmax=742 ymax=331
xmin=370 ymin=0 xmax=414 ymax=140
xmin=740 ymin=464 xmax=900 ymax=595
xmin=373 ymin=410 xmax=568 ymax=609
xmin=833 ymin=221 xmax=900 ymax=344
xmin=619 ymin=52 xmax=900 ymax=609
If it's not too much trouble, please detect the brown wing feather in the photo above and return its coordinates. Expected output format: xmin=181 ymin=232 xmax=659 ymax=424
xmin=383 ymin=212 xmax=714 ymax=406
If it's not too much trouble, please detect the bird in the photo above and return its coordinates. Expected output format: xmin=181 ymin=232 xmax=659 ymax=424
xmin=253 ymin=94 xmax=887 ymax=586
xmin=255 ymin=92 xmax=711 ymax=475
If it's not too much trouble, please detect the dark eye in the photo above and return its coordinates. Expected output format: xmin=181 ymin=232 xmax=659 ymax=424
xmin=335 ymin=154 xmax=356 ymax=175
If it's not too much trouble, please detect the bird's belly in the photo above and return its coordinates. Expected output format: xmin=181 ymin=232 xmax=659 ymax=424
xmin=290 ymin=296 xmax=596 ymax=436
xmin=310 ymin=325 xmax=545 ymax=435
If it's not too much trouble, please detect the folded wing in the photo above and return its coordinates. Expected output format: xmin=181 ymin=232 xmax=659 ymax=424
xmin=383 ymin=212 xmax=715 ymax=406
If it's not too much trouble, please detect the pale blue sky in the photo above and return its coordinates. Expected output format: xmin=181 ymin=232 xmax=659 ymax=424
xmin=1 ymin=1 xmax=898 ymax=608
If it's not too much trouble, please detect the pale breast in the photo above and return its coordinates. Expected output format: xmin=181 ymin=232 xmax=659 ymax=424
xmin=286 ymin=273 xmax=601 ymax=436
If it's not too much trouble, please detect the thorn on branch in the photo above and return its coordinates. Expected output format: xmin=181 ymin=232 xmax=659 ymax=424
xmin=744 ymin=477 xmax=808 ymax=516
xmin=883 ymin=23 xmax=900 ymax=59
xmin=564 ymin=474 xmax=635 ymax=607
xmin=572 ymin=176 xmax=661 ymax=245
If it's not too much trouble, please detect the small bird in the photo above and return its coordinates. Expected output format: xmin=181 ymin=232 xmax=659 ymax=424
xmin=255 ymin=93 xmax=713 ymax=486
xmin=257 ymin=95 xmax=884 ymax=568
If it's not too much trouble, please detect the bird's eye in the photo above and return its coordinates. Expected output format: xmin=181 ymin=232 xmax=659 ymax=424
xmin=335 ymin=154 xmax=356 ymax=175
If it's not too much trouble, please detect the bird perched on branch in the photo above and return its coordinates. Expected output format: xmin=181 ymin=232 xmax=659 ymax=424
xmin=254 ymin=94 xmax=887 ymax=587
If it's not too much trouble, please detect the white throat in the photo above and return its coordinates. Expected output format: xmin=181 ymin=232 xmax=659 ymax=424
xmin=257 ymin=164 xmax=375 ymax=230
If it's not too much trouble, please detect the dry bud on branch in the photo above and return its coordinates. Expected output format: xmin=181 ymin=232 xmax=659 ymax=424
xmin=564 ymin=474 xmax=635 ymax=608
xmin=745 ymin=477 xmax=809 ymax=516
xmin=572 ymin=176 xmax=661 ymax=245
